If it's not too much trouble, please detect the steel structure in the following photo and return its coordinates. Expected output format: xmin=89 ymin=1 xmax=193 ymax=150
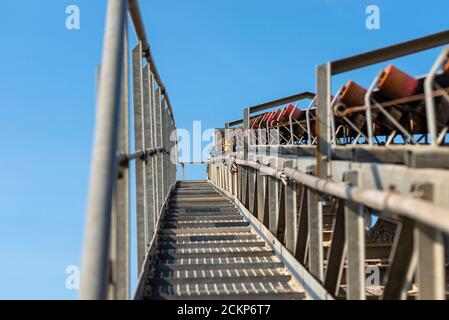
xmin=81 ymin=0 xmax=449 ymax=300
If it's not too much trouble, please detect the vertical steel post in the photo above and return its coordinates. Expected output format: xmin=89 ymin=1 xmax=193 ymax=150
xmin=131 ymin=42 xmax=147 ymax=273
xmin=248 ymin=131 xmax=256 ymax=213
xmin=256 ymin=155 xmax=266 ymax=223
xmin=344 ymin=171 xmax=366 ymax=300
xmin=415 ymin=183 xmax=445 ymax=300
xmin=149 ymin=73 xmax=158 ymax=222
xmin=142 ymin=65 xmax=155 ymax=245
xmin=241 ymin=109 xmax=250 ymax=207
xmin=155 ymin=88 xmax=164 ymax=214
xmin=316 ymin=63 xmax=331 ymax=180
xmin=243 ymin=108 xmax=249 ymax=160
xmin=307 ymin=165 xmax=323 ymax=281
xmin=109 ymin=18 xmax=130 ymax=300
xmin=80 ymin=0 xmax=127 ymax=300
xmin=383 ymin=218 xmax=417 ymax=300
xmin=284 ymin=160 xmax=297 ymax=252
xmin=324 ymin=199 xmax=346 ymax=297
xmin=268 ymin=158 xmax=280 ymax=235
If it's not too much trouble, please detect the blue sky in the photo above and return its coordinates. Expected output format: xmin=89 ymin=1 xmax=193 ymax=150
xmin=0 ymin=0 xmax=448 ymax=299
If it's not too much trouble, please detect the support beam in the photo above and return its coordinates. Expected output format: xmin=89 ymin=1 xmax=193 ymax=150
xmin=324 ymin=199 xmax=346 ymax=296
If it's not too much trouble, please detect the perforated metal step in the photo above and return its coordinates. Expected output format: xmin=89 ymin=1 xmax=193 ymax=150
xmin=143 ymin=180 xmax=305 ymax=300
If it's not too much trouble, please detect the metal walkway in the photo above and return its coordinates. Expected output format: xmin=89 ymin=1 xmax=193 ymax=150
xmin=142 ymin=181 xmax=305 ymax=300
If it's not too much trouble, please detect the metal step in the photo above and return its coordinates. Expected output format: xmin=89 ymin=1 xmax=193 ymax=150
xmin=147 ymin=268 xmax=291 ymax=286
xmin=157 ymin=239 xmax=266 ymax=250
xmin=144 ymin=281 xmax=304 ymax=300
xmin=151 ymin=258 xmax=285 ymax=271
xmin=169 ymin=204 xmax=236 ymax=210
xmin=165 ymin=209 xmax=238 ymax=216
xmin=161 ymin=221 xmax=249 ymax=229
xmin=162 ymin=214 xmax=243 ymax=222
xmin=156 ymin=247 xmax=274 ymax=260
xmin=159 ymin=226 xmax=251 ymax=235
xmin=158 ymin=233 xmax=259 ymax=243
xmin=170 ymin=196 xmax=230 ymax=202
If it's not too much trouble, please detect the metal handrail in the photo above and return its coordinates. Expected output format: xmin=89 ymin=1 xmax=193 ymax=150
xmin=80 ymin=0 xmax=178 ymax=300
xmin=210 ymin=155 xmax=449 ymax=234
xmin=128 ymin=0 xmax=175 ymax=126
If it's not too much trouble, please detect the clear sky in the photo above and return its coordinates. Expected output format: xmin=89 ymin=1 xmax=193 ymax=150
xmin=0 ymin=0 xmax=448 ymax=299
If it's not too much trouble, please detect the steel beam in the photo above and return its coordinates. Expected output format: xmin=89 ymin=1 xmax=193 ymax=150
xmin=324 ymin=199 xmax=346 ymax=296
xmin=383 ymin=218 xmax=417 ymax=300
xmin=332 ymin=30 xmax=449 ymax=75
xmin=295 ymin=183 xmax=309 ymax=264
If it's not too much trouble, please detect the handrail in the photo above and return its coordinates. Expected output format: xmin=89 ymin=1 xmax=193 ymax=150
xmin=331 ymin=29 xmax=449 ymax=75
xmin=117 ymin=147 xmax=168 ymax=164
xmin=208 ymin=151 xmax=449 ymax=299
xmin=80 ymin=0 xmax=178 ymax=300
xmin=210 ymin=155 xmax=449 ymax=234
xmin=227 ymin=91 xmax=315 ymax=127
xmin=128 ymin=0 xmax=175 ymax=126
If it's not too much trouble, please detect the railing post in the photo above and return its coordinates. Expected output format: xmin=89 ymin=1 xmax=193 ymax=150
xmin=316 ymin=63 xmax=331 ymax=180
xmin=131 ymin=41 xmax=147 ymax=273
xmin=344 ymin=171 xmax=366 ymax=300
xmin=80 ymin=0 xmax=127 ymax=300
xmin=248 ymin=130 xmax=257 ymax=214
xmin=307 ymin=165 xmax=324 ymax=281
xmin=256 ymin=155 xmax=266 ymax=223
xmin=241 ymin=108 xmax=250 ymax=207
xmin=109 ymin=17 xmax=130 ymax=300
xmin=415 ymin=183 xmax=445 ymax=300
xmin=153 ymin=87 xmax=163 ymax=214
xmin=143 ymin=63 xmax=158 ymax=244
xmin=268 ymin=157 xmax=280 ymax=235
xmin=283 ymin=160 xmax=297 ymax=253
xmin=157 ymin=89 xmax=165 ymax=212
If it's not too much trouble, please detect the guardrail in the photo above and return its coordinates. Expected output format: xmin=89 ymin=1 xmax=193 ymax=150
xmin=208 ymin=150 xmax=449 ymax=299
xmin=80 ymin=0 xmax=178 ymax=300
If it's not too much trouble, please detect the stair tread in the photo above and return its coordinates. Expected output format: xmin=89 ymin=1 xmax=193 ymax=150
xmin=144 ymin=281 xmax=304 ymax=300
xmin=141 ymin=181 xmax=305 ymax=300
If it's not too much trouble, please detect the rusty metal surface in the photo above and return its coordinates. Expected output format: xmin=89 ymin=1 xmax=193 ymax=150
xmin=377 ymin=64 xmax=419 ymax=99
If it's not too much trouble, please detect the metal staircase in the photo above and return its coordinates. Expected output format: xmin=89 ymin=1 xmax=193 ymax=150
xmin=142 ymin=181 xmax=305 ymax=300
